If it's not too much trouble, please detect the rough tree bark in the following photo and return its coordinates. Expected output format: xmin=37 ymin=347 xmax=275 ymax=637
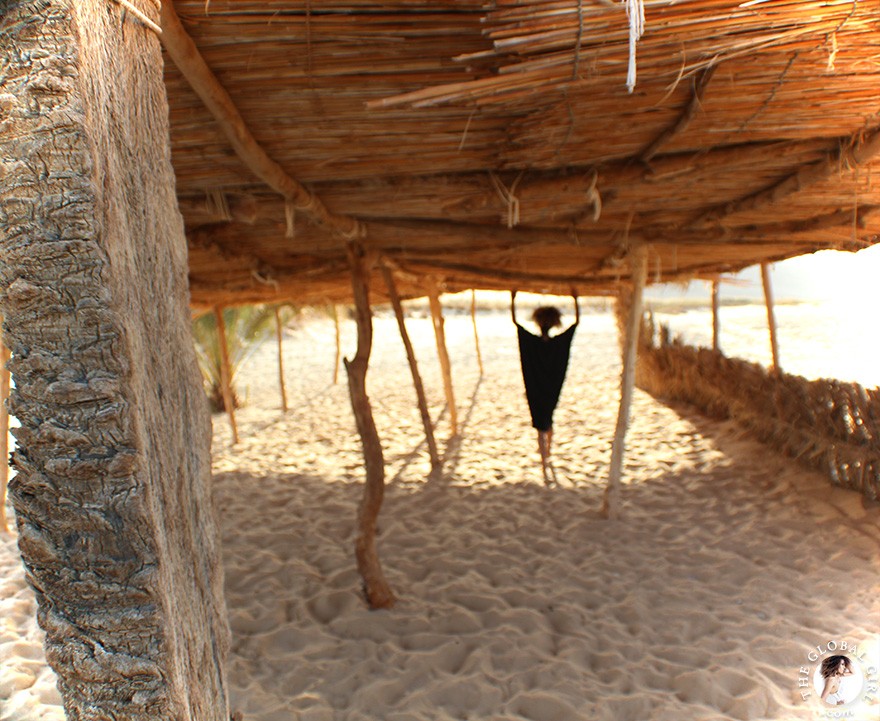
xmin=0 ymin=2 xmax=230 ymax=719
xmin=0 ymin=328 xmax=9 ymax=534
xmin=344 ymin=244 xmax=396 ymax=609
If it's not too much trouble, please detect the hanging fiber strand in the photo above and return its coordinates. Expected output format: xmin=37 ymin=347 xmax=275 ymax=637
xmin=625 ymin=0 xmax=645 ymax=92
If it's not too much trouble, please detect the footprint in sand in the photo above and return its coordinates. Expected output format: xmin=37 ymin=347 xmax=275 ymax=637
xmin=305 ymin=590 xmax=358 ymax=624
xmin=508 ymin=690 xmax=586 ymax=721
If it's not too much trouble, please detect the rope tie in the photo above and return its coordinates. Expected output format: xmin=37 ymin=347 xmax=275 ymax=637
xmin=340 ymin=220 xmax=367 ymax=240
xmin=252 ymin=269 xmax=280 ymax=291
xmin=586 ymin=170 xmax=602 ymax=221
xmin=292 ymin=190 xmax=318 ymax=213
xmin=490 ymin=171 xmax=524 ymax=229
xmin=206 ymin=190 xmax=231 ymax=221
xmin=285 ymin=200 xmax=296 ymax=239
xmin=827 ymin=31 xmax=838 ymax=72
xmin=109 ymin=0 xmax=162 ymax=35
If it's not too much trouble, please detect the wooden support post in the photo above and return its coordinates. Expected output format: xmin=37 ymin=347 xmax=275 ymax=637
xmin=275 ymin=306 xmax=288 ymax=412
xmin=603 ymin=246 xmax=648 ymax=520
xmin=428 ymin=283 xmax=458 ymax=436
xmin=345 ymin=244 xmax=395 ymax=609
xmin=0 ymin=2 xmax=229 ymax=715
xmin=213 ymin=306 xmax=239 ymax=444
xmin=761 ymin=262 xmax=781 ymax=372
xmin=711 ymin=280 xmax=720 ymax=352
xmin=0 ymin=332 xmax=9 ymax=534
xmin=381 ymin=265 xmax=441 ymax=470
xmin=471 ymin=289 xmax=484 ymax=375
xmin=333 ymin=304 xmax=341 ymax=385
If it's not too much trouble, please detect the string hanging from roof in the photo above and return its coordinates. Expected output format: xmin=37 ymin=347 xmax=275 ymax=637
xmin=625 ymin=0 xmax=645 ymax=92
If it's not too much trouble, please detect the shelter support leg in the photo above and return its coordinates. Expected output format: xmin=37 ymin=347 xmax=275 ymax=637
xmin=275 ymin=305 xmax=289 ymax=412
xmin=345 ymin=244 xmax=396 ymax=609
xmin=333 ymin=304 xmax=342 ymax=385
xmin=214 ymin=306 xmax=240 ymax=444
xmin=603 ymin=246 xmax=648 ymax=520
xmin=381 ymin=265 xmax=441 ymax=471
xmin=0 ymin=2 xmax=230 ymax=717
xmin=711 ymin=280 xmax=720 ymax=352
xmin=761 ymin=263 xmax=781 ymax=372
xmin=428 ymin=282 xmax=458 ymax=436
xmin=471 ymin=289 xmax=484 ymax=375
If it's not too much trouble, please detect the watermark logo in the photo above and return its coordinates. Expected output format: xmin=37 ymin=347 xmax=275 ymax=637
xmin=795 ymin=640 xmax=878 ymax=719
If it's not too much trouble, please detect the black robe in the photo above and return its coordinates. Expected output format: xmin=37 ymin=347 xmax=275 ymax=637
xmin=516 ymin=323 xmax=577 ymax=431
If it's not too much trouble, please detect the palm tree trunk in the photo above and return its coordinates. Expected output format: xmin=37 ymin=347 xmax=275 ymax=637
xmin=0 ymin=329 xmax=10 ymax=534
xmin=0 ymin=3 xmax=229 ymax=717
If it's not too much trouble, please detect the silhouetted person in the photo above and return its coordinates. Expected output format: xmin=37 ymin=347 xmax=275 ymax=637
xmin=511 ymin=290 xmax=580 ymax=484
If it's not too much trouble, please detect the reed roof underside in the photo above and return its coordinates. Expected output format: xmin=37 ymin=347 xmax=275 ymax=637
xmin=165 ymin=0 xmax=880 ymax=306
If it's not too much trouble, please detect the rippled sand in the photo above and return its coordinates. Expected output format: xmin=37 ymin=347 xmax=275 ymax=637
xmin=2 ymin=307 xmax=878 ymax=721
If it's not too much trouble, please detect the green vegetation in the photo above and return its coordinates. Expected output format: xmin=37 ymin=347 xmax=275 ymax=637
xmin=192 ymin=305 xmax=296 ymax=412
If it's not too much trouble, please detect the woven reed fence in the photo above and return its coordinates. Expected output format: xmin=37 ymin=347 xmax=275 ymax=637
xmin=636 ymin=319 xmax=880 ymax=501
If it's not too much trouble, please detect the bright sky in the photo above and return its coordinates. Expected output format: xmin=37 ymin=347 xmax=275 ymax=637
xmin=646 ymin=244 xmax=880 ymax=306
xmin=765 ymin=244 xmax=880 ymax=306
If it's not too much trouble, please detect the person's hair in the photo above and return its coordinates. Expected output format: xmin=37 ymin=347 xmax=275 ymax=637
xmin=531 ymin=306 xmax=562 ymax=334
xmin=821 ymin=655 xmax=852 ymax=678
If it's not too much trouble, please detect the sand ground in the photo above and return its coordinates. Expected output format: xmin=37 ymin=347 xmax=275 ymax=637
xmin=1 ymin=308 xmax=878 ymax=721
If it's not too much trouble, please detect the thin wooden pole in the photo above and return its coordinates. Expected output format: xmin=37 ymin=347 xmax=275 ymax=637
xmin=382 ymin=265 xmax=441 ymax=470
xmin=711 ymin=280 xmax=720 ymax=352
xmin=333 ymin=305 xmax=341 ymax=385
xmin=428 ymin=282 xmax=458 ymax=436
xmin=471 ymin=289 xmax=484 ymax=375
xmin=0 ymin=334 xmax=10 ymax=534
xmin=213 ymin=306 xmax=239 ymax=445
xmin=761 ymin=262 xmax=781 ymax=372
xmin=603 ymin=246 xmax=648 ymax=521
xmin=274 ymin=306 xmax=288 ymax=412
xmin=345 ymin=244 xmax=395 ymax=609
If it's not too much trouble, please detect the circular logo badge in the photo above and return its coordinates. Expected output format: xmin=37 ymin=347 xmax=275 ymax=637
xmin=812 ymin=654 xmax=865 ymax=707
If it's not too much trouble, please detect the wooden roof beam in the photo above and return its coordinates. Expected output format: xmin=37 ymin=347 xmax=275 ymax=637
xmin=159 ymin=2 xmax=363 ymax=239
xmin=638 ymin=65 xmax=717 ymax=165
xmin=175 ymin=139 xmax=831 ymax=231
xmin=694 ymin=126 xmax=880 ymax=228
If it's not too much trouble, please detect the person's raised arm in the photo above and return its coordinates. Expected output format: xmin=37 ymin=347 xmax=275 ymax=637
xmin=510 ymin=290 xmax=518 ymax=325
xmin=571 ymin=289 xmax=580 ymax=326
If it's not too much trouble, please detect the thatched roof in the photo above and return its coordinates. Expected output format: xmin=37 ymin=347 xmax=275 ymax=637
xmin=162 ymin=0 xmax=880 ymax=307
